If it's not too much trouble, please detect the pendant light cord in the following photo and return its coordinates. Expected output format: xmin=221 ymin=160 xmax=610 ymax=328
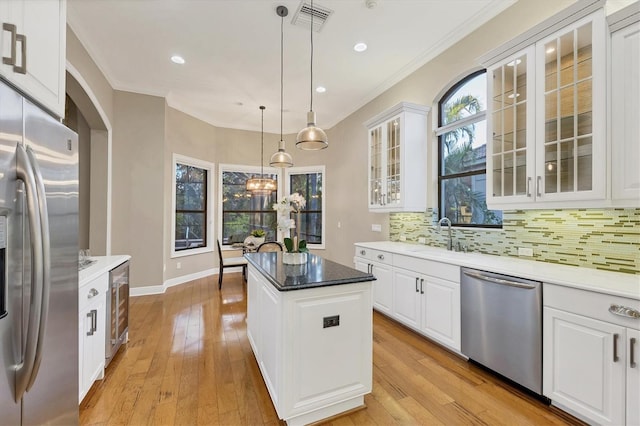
xmin=280 ymin=12 xmax=284 ymax=141
xmin=309 ymin=0 xmax=314 ymax=112
xmin=260 ymin=106 xmax=265 ymax=177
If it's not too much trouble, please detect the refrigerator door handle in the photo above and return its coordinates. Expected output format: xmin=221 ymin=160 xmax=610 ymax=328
xmin=25 ymin=146 xmax=51 ymax=391
xmin=14 ymin=144 xmax=44 ymax=402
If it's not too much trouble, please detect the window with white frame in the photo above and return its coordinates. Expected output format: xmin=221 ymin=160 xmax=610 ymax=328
xmin=219 ymin=164 xmax=279 ymax=246
xmin=171 ymin=154 xmax=215 ymax=257
xmin=437 ymin=70 xmax=502 ymax=227
xmin=285 ymin=166 xmax=325 ymax=248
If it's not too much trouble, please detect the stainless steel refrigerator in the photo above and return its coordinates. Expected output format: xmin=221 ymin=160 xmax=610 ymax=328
xmin=0 ymin=80 xmax=79 ymax=424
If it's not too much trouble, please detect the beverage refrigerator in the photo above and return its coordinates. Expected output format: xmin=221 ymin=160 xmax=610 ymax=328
xmin=0 ymin=79 xmax=79 ymax=424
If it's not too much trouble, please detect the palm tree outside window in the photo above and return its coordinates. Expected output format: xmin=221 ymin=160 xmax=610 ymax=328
xmin=437 ymin=70 xmax=502 ymax=227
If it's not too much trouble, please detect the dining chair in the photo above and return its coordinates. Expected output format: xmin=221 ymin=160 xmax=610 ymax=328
xmin=256 ymin=241 xmax=284 ymax=252
xmin=217 ymin=240 xmax=248 ymax=289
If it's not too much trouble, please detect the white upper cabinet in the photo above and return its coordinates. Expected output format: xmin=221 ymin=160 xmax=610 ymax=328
xmin=610 ymin=14 xmax=640 ymax=206
xmin=364 ymin=102 xmax=429 ymax=213
xmin=484 ymin=7 xmax=607 ymax=209
xmin=0 ymin=0 xmax=66 ymax=118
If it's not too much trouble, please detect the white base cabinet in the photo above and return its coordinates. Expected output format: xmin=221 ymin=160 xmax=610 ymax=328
xmin=354 ymin=247 xmax=393 ymax=315
xmin=78 ymin=272 xmax=108 ymax=403
xmin=543 ymin=284 xmax=640 ymax=425
xmin=0 ymin=0 xmax=66 ymax=117
xmin=355 ymin=245 xmax=461 ymax=352
xmin=246 ymin=265 xmax=373 ymax=426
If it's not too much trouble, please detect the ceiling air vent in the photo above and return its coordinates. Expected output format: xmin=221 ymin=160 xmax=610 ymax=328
xmin=292 ymin=1 xmax=333 ymax=32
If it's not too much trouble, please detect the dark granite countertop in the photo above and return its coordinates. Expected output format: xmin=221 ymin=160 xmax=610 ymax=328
xmin=244 ymin=252 xmax=376 ymax=291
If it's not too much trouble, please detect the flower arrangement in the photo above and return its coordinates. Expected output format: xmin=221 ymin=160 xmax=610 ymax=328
xmin=274 ymin=193 xmax=308 ymax=253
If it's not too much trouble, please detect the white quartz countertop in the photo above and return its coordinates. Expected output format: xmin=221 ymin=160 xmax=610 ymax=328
xmin=355 ymin=241 xmax=640 ymax=300
xmin=79 ymin=255 xmax=131 ymax=287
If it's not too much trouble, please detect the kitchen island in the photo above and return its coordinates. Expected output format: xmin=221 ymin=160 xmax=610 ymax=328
xmin=244 ymin=252 xmax=375 ymax=426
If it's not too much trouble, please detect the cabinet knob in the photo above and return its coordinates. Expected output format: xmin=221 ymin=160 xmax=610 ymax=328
xmin=87 ymin=288 xmax=99 ymax=299
xmin=377 ymin=254 xmax=384 ymax=260
xmin=360 ymin=250 xmax=366 ymax=255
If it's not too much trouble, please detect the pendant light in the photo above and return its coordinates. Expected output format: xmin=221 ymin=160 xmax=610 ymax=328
xmin=270 ymin=5 xmax=294 ymax=168
xmin=246 ymin=106 xmax=277 ymax=195
xmin=296 ymin=0 xmax=328 ymax=150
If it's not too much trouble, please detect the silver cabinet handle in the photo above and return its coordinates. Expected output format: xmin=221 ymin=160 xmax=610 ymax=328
xmin=377 ymin=254 xmax=384 ymax=261
xmin=613 ymin=333 xmax=619 ymax=362
xmin=88 ymin=288 xmax=99 ymax=299
xmin=420 ymin=278 xmax=424 ymax=295
xmin=360 ymin=249 xmax=366 ymax=256
xmin=536 ymin=176 xmax=542 ymax=197
xmin=86 ymin=312 xmax=94 ymax=336
xmin=526 ymin=177 xmax=532 ymax=197
xmin=25 ymin=146 xmax=50 ymax=391
xmin=2 ymin=23 xmax=17 ymax=66
xmin=14 ymin=144 xmax=44 ymax=401
xmin=14 ymin=32 xmax=26 ymax=74
xmin=608 ymin=304 xmax=640 ymax=319
xmin=631 ymin=338 xmax=637 ymax=368
xmin=462 ymin=270 xmax=537 ymax=289
xmin=415 ymin=277 xmax=419 ymax=293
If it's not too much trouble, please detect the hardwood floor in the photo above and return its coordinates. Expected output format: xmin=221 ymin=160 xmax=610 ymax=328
xmin=80 ymin=273 xmax=583 ymax=425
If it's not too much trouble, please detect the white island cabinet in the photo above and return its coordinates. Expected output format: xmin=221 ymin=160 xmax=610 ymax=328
xmin=245 ymin=252 xmax=374 ymax=426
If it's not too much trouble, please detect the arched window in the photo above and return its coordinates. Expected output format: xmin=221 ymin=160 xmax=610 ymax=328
xmin=437 ymin=70 xmax=502 ymax=227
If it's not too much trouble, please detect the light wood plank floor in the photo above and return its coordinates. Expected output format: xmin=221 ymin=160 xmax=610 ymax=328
xmin=80 ymin=272 xmax=583 ymax=425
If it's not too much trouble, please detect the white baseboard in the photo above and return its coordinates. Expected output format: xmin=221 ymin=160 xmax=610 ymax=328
xmin=129 ymin=266 xmax=244 ymax=297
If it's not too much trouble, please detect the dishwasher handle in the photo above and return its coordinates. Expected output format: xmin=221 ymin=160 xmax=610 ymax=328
xmin=462 ymin=270 xmax=538 ymax=289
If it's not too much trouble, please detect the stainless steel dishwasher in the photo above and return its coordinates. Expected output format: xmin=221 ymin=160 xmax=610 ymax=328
xmin=461 ymin=268 xmax=543 ymax=395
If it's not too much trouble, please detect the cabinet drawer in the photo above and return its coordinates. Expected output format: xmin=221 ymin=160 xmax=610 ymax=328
xmin=354 ymin=247 xmax=393 ymax=265
xmin=394 ymin=255 xmax=459 ymax=282
xmin=79 ymin=273 xmax=108 ymax=312
xmin=544 ymin=283 xmax=640 ymax=329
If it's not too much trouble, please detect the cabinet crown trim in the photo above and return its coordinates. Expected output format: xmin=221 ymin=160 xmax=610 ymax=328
xmin=607 ymin=2 xmax=640 ymax=32
xmin=363 ymin=101 xmax=430 ymax=128
xmin=478 ymin=0 xmax=605 ymax=67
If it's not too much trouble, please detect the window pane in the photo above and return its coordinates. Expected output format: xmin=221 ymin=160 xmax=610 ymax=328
xmin=441 ymin=73 xmax=486 ymax=125
xmin=441 ymin=176 xmax=502 ymax=226
xmin=221 ymin=170 xmax=278 ymax=244
xmin=175 ymin=162 xmax=208 ymax=252
xmin=290 ymin=172 xmax=323 ymax=244
xmin=175 ymin=212 xmax=205 ymax=250
xmin=438 ymin=70 xmax=502 ymax=228
xmin=441 ymin=121 xmax=487 ymax=175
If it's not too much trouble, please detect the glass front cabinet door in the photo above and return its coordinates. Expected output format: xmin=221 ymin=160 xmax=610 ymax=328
xmin=486 ymin=10 xmax=605 ymax=209
xmin=487 ymin=47 xmax=536 ymax=206
xmin=365 ymin=102 xmax=429 ymax=212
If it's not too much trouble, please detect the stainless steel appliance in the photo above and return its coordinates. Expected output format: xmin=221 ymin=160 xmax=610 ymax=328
xmin=0 ymin=80 xmax=79 ymax=424
xmin=461 ymin=267 xmax=543 ymax=395
xmin=106 ymin=260 xmax=129 ymax=366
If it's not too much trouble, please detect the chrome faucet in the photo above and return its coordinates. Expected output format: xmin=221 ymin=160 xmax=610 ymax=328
xmin=437 ymin=217 xmax=453 ymax=251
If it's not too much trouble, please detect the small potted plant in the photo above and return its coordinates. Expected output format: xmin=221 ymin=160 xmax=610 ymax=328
xmin=274 ymin=193 xmax=309 ymax=264
xmin=249 ymin=229 xmax=266 ymax=246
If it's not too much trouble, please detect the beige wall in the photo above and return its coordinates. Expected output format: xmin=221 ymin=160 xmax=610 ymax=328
xmin=89 ymin=129 xmax=108 ymax=255
xmin=66 ymin=0 xmax=579 ymax=287
xmin=112 ymin=91 xmax=165 ymax=287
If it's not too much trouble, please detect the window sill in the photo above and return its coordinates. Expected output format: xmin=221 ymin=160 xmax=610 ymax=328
xmin=171 ymin=246 xmax=213 ymax=258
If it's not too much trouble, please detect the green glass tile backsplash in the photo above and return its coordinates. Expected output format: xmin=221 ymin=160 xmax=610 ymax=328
xmin=389 ymin=209 xmax=640 ymax=274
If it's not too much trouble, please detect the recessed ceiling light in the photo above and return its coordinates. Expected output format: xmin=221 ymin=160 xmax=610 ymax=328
xmin=506 ymin=59 xmax=521 ymax=67
xmin=546 ymin=47 xmax=556 ymax=54
xmin=316 ymin=86 xmax=326 ymax=93
xmin=353 ymin=42 xmax=367 ymax=52
xmin=170 ymin=55 xmax=185 ymax=64
xmin=507 ymin=93 xmax=520 ymax=99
